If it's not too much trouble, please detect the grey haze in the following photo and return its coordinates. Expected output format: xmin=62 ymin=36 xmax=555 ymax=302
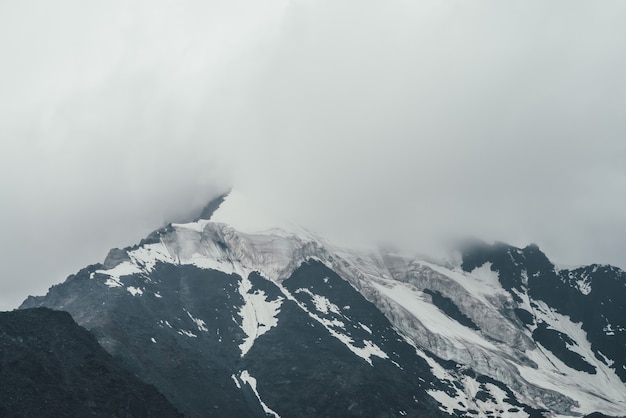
xmin=1 ymin=0 xmax=625 ymax=310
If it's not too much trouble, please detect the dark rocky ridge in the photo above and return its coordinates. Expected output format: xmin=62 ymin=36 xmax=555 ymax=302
xmin=195 ymin=191 xmax=229 ymax=221
xmin=0 ymin=308 xmax=181 ymax=418
xmin=461 ymin=240 xmax=626 ymax=381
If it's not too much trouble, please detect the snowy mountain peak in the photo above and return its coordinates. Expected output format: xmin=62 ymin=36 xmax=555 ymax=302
xmin=19 ymin=193 xmax=626 ymax=417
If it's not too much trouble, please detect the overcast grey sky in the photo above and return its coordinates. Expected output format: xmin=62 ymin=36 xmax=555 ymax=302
xmin=1 ymin=0 xmax=625 ymax=310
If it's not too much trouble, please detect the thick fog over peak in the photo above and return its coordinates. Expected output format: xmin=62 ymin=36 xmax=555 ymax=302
xmin=1 ymin=0 xmax=625 ymax=309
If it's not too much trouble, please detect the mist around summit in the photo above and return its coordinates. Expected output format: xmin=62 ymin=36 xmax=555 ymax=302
xmin=1 ymin=0 xmax=626 ymax=310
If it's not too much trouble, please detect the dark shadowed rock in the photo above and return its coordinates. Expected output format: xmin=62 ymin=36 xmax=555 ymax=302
xmin=0 ymin=308 xmax=181 ymax=418
xmin=103 ymin=248 xmax=131 ymax=269
xmin=196 ymin=191 xmax=229 ymax=221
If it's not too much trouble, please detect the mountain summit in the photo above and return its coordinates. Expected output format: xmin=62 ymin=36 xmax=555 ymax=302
xmin=21 ymin=190 xmax=626 ymax=417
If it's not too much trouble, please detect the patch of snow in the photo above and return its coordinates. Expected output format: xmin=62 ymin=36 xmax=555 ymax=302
xmin=475 ymin=382 xmax=527 ymax=418
xmin=185 ymin=310 xmax=209 ymax=332
xmin=576 ymin=278 xmax=592 ymax=295
xmin=151 ymin=337 xmax=157 ymax=344
xmin=279 ymin=284 xmax=388 ymax=365
xmin=127 ymin=242 xmax=175 ymax=272
xmin=153 ymin=220 xmax=318 ymax=285
xmin=518 ymin=299 xmax=626 ymax=416
xmin=99 ymin=261 xmax=145 ymax=288
xmin=604 ymin=323 xmax=615 ymax=336
xmin=104 ymin=278 xmax=123 ymax=288
xmin=154 ymin=292 xmax=162 ymax=298
xmin=520 ymin=269 xmax=529 ymax=286
xmin=97 ymin=261 xmax=142 ymax=280
xmin=467 ymin=262 xmax=506 ymax=296
xmin=295 ymin=288 xmax=342 ymax=315
xmin=371 ymin=281 xmax=497 ymax=350
xmin=238 ymin=274 xmax=283 ymax=356
xmin=172 ymin=228 xmax=252 ymax=278
xmin=596 ymin=351 xmax=614 ymax=367
xmin=127 ymin=286 xmax=143 ymax=296
xmin=419 ymin=347 xmax=529 ymax=417
xmin=427 ymin=389 xmax=461 ymax=415
xmin=360 ymin=323 xmax=372 ymax=334
xmin=178 ymin=329 xmax=197 ymax=338
xmin=411 ymin=260 xmax=508 ymax=306
xmin=231 ymin=374 xmax=241 ymax=389
xmin=239 ymin=370 xmax=281 ymax=418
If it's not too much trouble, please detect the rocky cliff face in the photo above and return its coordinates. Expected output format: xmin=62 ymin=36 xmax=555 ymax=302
xmin=461 ymin=241 xmax=626 ymax=383
xmin=0 ymin=308 xmax=181 ymax=418
xmin=20 ymin=191 xmax=626 ymax=417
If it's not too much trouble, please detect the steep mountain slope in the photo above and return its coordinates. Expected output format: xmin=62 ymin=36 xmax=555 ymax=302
xmin=21 ymin=191 xmax=626 ymax=417
xmin=0 ymin=308 xmax=181 ymax=418
xmin=461 ymin=241 xmax=626 ymax=382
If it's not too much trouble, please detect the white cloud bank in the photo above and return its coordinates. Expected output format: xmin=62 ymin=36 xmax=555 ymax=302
xmin=1 ymin=0 xmax=625 ymax=309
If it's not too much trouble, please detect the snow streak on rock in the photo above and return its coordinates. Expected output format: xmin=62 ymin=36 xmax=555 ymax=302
xmin=126 ymin=286 xmax=143 ymax=296
xmin=517 ymin=300 xmax=626 ymax=416
xmin=419 ymin=349 xmax=529 ymax=417
xmin=98 ymin=262 xmax=142 ymax=288
xmin=371 ymin=280 xmax=496 ymax=350
xmin=238 ymin=274 xmax=283 ymax=356
xmin=185 ymin=309 xmax=208 ymax=332
xmin=239 ymin=370 xmax=281 ymax=418
xmin=280 ymin=285 xmax=388 ymax=366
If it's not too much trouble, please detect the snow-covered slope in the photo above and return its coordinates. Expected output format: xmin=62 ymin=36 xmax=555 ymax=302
xmin=21 ymin=190 xmax=626 ymax=417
